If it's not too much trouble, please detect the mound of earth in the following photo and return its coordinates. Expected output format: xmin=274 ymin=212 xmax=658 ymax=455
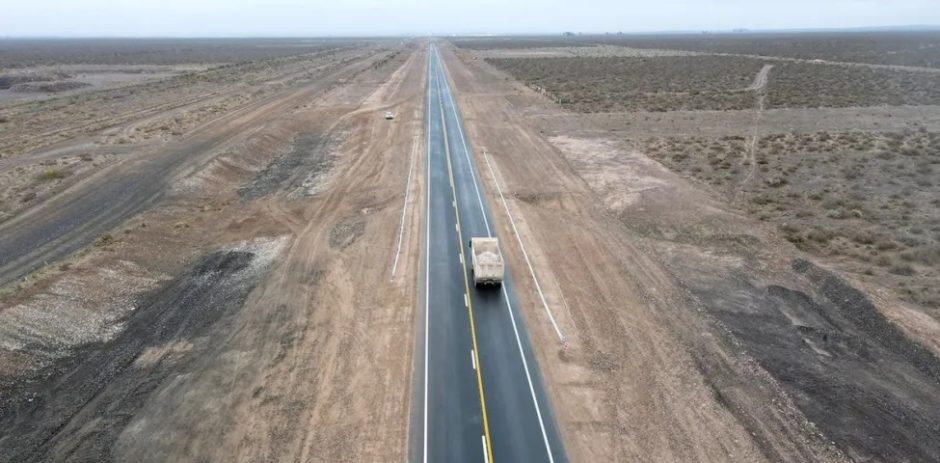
xmin=9 ymin=80 xmax=91 ymax=93
xmin=0 ymin=72 xmax=71 ymax=89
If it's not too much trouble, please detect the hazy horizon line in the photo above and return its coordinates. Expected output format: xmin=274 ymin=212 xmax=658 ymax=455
xmin=2 ymin=23 xmax=939 ymax=40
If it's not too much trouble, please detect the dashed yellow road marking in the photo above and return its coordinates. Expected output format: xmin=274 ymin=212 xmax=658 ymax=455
xmin=436 ymin=56 xmax=495 ymax=463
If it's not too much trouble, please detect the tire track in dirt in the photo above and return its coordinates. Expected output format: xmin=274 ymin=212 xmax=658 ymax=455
xmin=740 ymin=64 xmax=773 ymax=191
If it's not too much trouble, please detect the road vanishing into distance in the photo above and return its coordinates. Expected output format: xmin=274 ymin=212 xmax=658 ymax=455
xmin=414 ymin=44 xmax=566 ymax=463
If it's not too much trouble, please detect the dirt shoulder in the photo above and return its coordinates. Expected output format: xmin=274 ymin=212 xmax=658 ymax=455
xmin=440 ymin=41 xmax=940 ymax=462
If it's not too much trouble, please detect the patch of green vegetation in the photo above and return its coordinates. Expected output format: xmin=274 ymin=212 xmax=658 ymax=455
xmin=36 ymin=169 xmax=67 ymax=182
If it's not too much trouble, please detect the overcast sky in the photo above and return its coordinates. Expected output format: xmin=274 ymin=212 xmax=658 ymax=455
xmin=1 ymin=0 xmax=938 ymax=37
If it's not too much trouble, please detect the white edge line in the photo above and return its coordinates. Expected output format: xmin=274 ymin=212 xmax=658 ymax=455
xmin=391 ymin=134 xmax=418 ymax=277
xmin=437 ymin=45 xmax=556 ymax=463
xmin=483 ymin=150 xmax=566 ymax=344
xmin=502 ymin=286 xmax=556 ymax=463
xmin=422 ymin=42 xmax=432 ymax=463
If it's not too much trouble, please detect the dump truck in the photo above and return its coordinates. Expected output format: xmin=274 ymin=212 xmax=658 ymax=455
xmin=469 ymin=237 xmax=504 ymax=286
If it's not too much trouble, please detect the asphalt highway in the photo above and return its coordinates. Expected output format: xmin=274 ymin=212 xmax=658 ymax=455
xmin=415 ymin=43 xmax=566 ymax=463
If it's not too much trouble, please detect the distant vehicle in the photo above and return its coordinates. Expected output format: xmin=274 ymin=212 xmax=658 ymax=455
xmin=385 ymin=111 xmax=395 ymax=120
xmin=469 ymin=237 xmax=504 ymax=286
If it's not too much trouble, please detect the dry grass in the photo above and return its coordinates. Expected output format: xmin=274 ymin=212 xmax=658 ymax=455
xmin=642 ymin=129 xmax=940 ymax=310
xmin=456 ymin=31 xmax=940 ymax=68
xmin=488 ymin=55 xmax=764 ymax=112
xmin=489 ymin=54 xmax=940 ymax=112
xmin=0 ymin=38 xmax=355 ymax=68
xmin=585 ymin=31 xmax=940 ymax=68
xmin=767 ymin=62 xmax=940 ymax=108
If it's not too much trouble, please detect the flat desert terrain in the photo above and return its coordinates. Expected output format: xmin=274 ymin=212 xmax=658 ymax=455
xmin=1 ymin=32 xmax=939 ymax=462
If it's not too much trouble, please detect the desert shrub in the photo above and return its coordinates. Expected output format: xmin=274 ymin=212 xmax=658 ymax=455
xmin=890 ymin=263 xmax=917 ymax=276
xmin=807 ymin=228 xmax=835 ymax=244
xmin=916 ymin=245 xmax=940 ymax=265
xmin=899 ymin=235 xmax=924 ymax=247
xmin=36 ymin=169 xmax=67 ymax=181
xmin=752 ymin=194 xmax=775 ymax=205
xmin=766 ymin=176 xmax=788 ymax=187
xmin=488 ymin=55 xmax=764 ymax=112
xmin=875 ymin=240 xmax=898 ymax=251
xmin=851 ymin=230 xmax=878 ymax=245
xmin=94 ymin=234 xmax=115 ymax=247
xmin=767 ymin=62 xmax=940 ymax=109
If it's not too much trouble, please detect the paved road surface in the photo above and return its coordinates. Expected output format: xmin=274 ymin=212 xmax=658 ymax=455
xmin=415 ymin=43 xmax=566 ymax=463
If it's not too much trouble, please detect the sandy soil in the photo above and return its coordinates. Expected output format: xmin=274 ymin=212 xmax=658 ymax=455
xmin=440 ymin=41 xmax=940 ymax=462
xmin=468 ymin=45 xmax=698 ymax=59
xmin=0 ymin=42 xmax=425 ymax=462
xmin=530 ymin=105 xmax=940 ymax=139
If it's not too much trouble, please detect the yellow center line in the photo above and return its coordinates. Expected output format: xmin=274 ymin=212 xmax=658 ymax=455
xmin=436 ymin=52 xmax=495 ymax=463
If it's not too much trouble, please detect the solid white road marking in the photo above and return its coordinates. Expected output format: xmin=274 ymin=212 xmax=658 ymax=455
xmin=422 ymin=43 xmax=432 ymax=463
xmin=483 ymin=150 xmax=566 ymax=344
xmin=502 ymin=286 xmax=556 ymax=463
xmin=436 ymin=45 xmax=557 ymax=463
xmin=391 ymin=134 xmax=419 ymax=278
